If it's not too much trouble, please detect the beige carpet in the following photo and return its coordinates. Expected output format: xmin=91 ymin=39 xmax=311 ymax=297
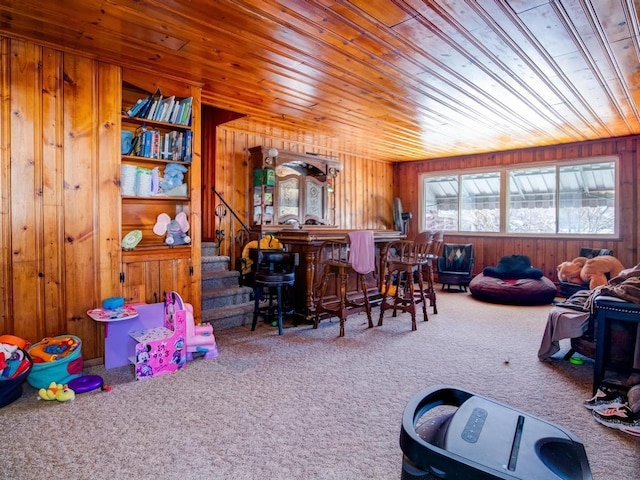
xmin=2 ymin=292 xmax=638 ymax=479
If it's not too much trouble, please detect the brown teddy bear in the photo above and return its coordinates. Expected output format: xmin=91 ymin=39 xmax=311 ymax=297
xmin=580 ymin=255 xmax=625 ymax=289
xmin=557 ymin=257 xmax=588 ymax=284
xmin=557 ymin=255 xmax=626 ymax=289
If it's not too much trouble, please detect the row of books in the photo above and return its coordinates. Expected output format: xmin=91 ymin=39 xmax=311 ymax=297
xmin=130 ymin=126 xmax=192 ymax=162
xmin=125 ymin=88 xmax=192 ymax=126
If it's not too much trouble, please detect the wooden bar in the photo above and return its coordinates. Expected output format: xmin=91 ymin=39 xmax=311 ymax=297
xmin=275 ymin=228 xmax=403 ymax=319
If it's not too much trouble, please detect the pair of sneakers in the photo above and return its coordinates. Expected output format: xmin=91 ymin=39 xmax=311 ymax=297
xmin=584 ymin=386 xmax=640 ymax=437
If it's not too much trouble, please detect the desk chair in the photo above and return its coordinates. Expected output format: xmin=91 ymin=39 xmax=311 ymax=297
xmin=251 ymin=249 xmax=298 ymax=335
xmin=378 ymin=240 xmax=429 ymax=331
xmin=313 ymin=236 xmax=373 ymax=337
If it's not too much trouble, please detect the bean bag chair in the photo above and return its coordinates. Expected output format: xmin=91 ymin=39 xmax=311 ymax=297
xmin=469 ymin=274 xmax=557 ymax=305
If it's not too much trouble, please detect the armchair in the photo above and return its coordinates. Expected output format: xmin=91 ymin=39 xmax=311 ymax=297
xmin=436 ymin=243 xmax=474 ymax=291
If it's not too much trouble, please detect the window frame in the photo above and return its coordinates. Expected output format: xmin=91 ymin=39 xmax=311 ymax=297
xmin=418 ymin=155 xmax=619 ymax=238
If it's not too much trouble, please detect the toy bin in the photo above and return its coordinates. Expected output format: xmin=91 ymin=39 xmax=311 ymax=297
xmin=0 ymin=348 xmax=33 ymax=408
xmin=27 ymin=335 xmax=83 ymax=389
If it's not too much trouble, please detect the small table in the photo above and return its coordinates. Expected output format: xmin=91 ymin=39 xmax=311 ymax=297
xmin=593 ymin=296 xmax=640 ymax=394
xmin=87 ymin=303 xmax=165 ymax=369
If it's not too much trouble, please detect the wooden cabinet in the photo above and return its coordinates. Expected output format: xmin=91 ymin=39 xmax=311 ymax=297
xmin=122 ymin=249 xmax=192 ymax=305
xmin=249 ymin=146 xmax=342 ymax=228
xmin=120 ymin=70 xmax=202 ymax=312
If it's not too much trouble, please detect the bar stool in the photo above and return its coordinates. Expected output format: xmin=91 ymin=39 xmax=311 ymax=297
xmin=378 ymin=240 xmax=429 ymax=331
xmin=251 ymin=249 xmax=298 ymax=335
xmin=313 ymin=234 xmax=374 ymax=337
xmin=414 ymin=231 xmax=438 ymax=315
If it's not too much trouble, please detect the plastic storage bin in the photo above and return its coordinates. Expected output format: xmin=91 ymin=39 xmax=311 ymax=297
xmin=0 ymin=348 xmax=33 ymax=408
xmin=27 ymin=335 xmax=83 ymax=389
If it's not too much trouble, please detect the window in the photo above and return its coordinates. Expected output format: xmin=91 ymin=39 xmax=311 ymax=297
xmin=420 ymin=158 xmax=617 ymax=235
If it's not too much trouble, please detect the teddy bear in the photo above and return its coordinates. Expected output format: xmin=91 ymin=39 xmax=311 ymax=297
xmin=579 ymin=255 xmax=625 ymax=289
xmin=557 ymin=257 xmax=588 ymax=284
xmin=557 ymin=255 xmax=625 ymax=289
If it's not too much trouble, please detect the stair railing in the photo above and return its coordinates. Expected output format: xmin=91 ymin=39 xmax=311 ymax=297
xmin=211 ymin=187 xmax=254 ymax=270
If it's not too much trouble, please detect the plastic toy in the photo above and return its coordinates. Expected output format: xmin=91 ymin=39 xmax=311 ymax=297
xmin=153 ymin=212 xmax=191 ymax=246
xmin=38 ymin=382 xmax=75 ymax=402
xmin=29 ymin=336 xmax=80 ymax=363
xmin=68 ymin=375 xmax=104 ymax=394
xmin=184 ymin=303 xmax=218 ymax=361
xmin=129 ymin=291 xmax=187 ymax=380
xmin=27 ymin=335 xmax=83 ymax=389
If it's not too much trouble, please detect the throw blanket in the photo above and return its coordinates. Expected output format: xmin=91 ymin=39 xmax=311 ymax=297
xmin=584 ymin=263 xmax=640 ymax=312
xmin=348 ymin=231 xmax=375 ymax=274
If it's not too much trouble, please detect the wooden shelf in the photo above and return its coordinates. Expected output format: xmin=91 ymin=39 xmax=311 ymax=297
xmin=122 ymin=195 xmax=189 ymax=202
xmin=121 ymin=114 xmax=191 ymax=131
xmin=121 ymin=155 xmax=191 ymax=165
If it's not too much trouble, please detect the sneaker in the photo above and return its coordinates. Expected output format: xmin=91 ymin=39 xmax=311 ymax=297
xmin=592 ymin=405 xmax=640 ymax=437
xmin=583 ymin=387 xmax=625 ymax=410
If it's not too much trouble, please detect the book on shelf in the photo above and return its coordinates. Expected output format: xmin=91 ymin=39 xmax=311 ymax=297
xmin=145 ymin=88 xmax=163 ymax=120
xmin=183 ymin=131 xmax=192 ymax=162
xmin=168 ymin=101 xmax=181 ymax=124
xmin=126 ymin=96 xmax=150 ymax=118
xmin=178 ymin=97 xmax=193 ymax=126
xmin=158 ymin=96 xmax=175 ymax=122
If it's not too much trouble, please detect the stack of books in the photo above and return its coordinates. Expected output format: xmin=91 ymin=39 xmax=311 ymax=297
xmin=125 ymin=88 xmax=193 ymax=126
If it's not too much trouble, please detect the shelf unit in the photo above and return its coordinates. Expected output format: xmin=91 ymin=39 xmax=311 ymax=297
xmin=120 ymin=71 xmax=201 ymax=309
xmin=248 ymin=146 xmax=342 ymax=230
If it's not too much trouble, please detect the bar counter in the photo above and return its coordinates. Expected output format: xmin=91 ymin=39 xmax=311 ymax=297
xmin=275 ymin=228 xmax=404 ymax=320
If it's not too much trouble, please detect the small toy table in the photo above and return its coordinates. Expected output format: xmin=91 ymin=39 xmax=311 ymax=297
xmin=88 ymin=303 xmax=166 ymax=370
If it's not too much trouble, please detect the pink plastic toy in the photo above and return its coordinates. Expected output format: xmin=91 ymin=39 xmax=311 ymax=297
xmin=184 ymin=303 xmax=218 ymax=361
xmin=129 ymin=291 xmax=187 ymax=380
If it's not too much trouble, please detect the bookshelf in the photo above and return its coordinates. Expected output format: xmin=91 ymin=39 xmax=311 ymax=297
xmin=120 ymin=72 xmax=201 ymax=309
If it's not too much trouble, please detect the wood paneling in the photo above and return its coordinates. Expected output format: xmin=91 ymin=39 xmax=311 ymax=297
xmin=1 ymin=1 xmax=640 ymax=161
xmin=1 ymin=37 xmax=121 ymax=360
xmin=395 ymin=136 xmax=640 ymax=279
xmin=209 ymin=123 xmax=396 ymax=264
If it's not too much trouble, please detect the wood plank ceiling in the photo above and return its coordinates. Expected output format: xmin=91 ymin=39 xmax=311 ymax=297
xmin=1 ymin=0 xmax=639 ymax=161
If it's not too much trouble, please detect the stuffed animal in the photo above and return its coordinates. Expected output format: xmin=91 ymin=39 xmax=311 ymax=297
xmin=38 ymin=381 xmax=75 ymax=402
xmin=557 ymin=257 xmax=588 ymax=284
xmin=160 ymin=163 xmax=188 ymax=192
xmin=580 ymin=255 xmax=625 ymax=289
xmin=557 ymin=255 xmax=625 ymax=289
xmin=153 ymin=212 xmax=191 ymax=246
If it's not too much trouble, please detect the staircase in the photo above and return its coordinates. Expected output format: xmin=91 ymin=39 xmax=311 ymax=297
xmin=201 ymin=242 xmax=254 ymax=330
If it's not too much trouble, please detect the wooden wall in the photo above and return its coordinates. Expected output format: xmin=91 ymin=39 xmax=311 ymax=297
xmin=1 ymin=37 xmax=121 ymax=360
xmin=208 ymin=123 xmax=396 ymax=257
xmin=395 ymin=137 xmax=639 ymax=280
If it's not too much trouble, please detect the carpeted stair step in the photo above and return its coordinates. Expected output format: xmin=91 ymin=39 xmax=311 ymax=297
xmin=202 ymin=301 xmax=255 ymax=330
xmin=202 ymin=285 xmax=253 ymax=310
xmin=202 ymin=241 xmax=220 ymax=257
xmin=202 ymin=254 xmax=231 ymax=274
xmin=202 ymin=269 xmax=242 ymax=290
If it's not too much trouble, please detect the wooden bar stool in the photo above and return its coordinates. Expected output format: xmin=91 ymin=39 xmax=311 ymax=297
xmin=414 ymin=231 xmax=438 ymax=315
xmin=378 ymin=240 xmax=429 ymax=331
xmin=313 ymin=235 xmax=374 ymax=337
